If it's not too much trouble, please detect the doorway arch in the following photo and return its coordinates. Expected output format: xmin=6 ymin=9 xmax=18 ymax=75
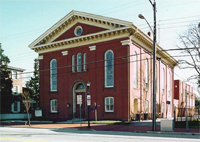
xmin=72 ymin=82 xmax=86 ymax=119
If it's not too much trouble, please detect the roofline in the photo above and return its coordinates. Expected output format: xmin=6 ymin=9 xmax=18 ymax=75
xmin=7 ymin=66 xmax=26 ymax=72
xmin=29 ymin=10 xmax=133 ymax=48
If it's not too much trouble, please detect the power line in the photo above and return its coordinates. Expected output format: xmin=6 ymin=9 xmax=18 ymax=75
xmin=3 ymin=51 xmax=199 ymax=79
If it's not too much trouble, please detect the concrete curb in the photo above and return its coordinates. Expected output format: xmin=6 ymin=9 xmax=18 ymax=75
xmin=147 ymin=131 xmax=200 ymax=135
xmin=2 ymin=125 xmax=199 ymax=136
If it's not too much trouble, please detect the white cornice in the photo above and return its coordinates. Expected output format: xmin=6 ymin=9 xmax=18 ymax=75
xmin=29 ymin=10 xmax=134 ymax=49
xmin=37 ymin=33 xmax=129 ymax=54
xmin=33 ymin=26 xmax=131 ymax=49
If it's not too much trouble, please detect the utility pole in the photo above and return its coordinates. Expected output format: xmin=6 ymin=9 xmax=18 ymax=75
xmin=150 ymin=0 xmax=157 ymax=131
xmin=138 ymin=0 xmax=157 ymax=131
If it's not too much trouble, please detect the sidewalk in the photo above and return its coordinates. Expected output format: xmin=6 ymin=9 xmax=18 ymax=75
xmin=1 ymin=121 xmax=199 ymax=135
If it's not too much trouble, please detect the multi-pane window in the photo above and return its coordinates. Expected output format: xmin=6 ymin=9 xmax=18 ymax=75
xmin=77 ymin=53 xmax=81 ymax=72
xmin=83 ymin=53 xmax=86 ymax=71
xmin=12 ymin=71 xmax=19 ymax=80
xmin=105 ymin=50 xmax=114 ymax=87
xmin=133 ymin=52 xmax=137 ymax=88
xmin=145 ymin=59 xmax=149 ymax=90
xmin=105 ymin=97 xmax=114 ymax=112
xmin=72 ymin=55 xmax=75 ymax=72
xmin=50 ymin=59 xmax=57 ymax=91
xmin=50 ymin=99 xmax=57 ymax=113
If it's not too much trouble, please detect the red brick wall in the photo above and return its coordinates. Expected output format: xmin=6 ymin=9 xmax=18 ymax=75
xmin=39 ymin=37 xmax=129 ymax=120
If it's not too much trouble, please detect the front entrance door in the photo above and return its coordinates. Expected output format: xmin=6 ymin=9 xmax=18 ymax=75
xmin=75 ymin=92 xmax=85 ymax=118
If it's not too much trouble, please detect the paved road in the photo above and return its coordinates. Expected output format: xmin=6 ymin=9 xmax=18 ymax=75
xmin=0 ymin=127 xmax=199 ymax=142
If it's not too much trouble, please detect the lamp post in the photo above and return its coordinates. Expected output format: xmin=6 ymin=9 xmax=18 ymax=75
xmin=87 ymin=81 xmax=91 ymax=128
xmin=138 ymin=0 xmax=157 ymax=131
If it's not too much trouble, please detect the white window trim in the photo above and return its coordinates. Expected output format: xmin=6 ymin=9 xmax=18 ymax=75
xmin=12 ymin=71 xmax=19 ymax=80
xmin=83 ymin=53 xmax=86 ymax=71
xmin=12 ymin=85 xmax=20 ymax=95
xmin=133 ymin=51 xmax=137 ymax=88
xmin=77 ymin=53 xmax=81 ymax=72
xmin=104 ymin=50 xmax=114 ymax=88
xmin=11 ymin=101 xmax=20 ymax=113
xmin=72 ymin=55 xmax=75 ymax=72
xmin=105 ymin=97 xmax=114 ymax=112
xmin=50 ymin=99 xmax=57 ymax=113
xmin=50 ymin=59 xmax=57 ymax=91
xmin=162 ymin=68 xmax=165 ymax=91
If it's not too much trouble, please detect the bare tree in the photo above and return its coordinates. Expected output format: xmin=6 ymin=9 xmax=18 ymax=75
xmin=21 ymin=90 xmax=32 ymax=126
xmin=177 ymin=22 xmax=200 ymax=94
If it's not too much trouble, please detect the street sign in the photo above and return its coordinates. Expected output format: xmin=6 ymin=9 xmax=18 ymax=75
xmin=87 ymin=95 xmax=91 ymax=106
xmin=77 ymin=95 xmax=82 ymax=105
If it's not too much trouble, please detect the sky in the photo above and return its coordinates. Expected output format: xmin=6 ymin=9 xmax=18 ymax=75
xmin=0 ymin=0 xmax=200 ymax=94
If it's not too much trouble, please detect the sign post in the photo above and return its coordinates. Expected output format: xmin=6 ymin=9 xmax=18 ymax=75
xmin=77 ymin=95 xmax=82 ymax=128
xmin=87 ymin=95 xmax=91 ymax=128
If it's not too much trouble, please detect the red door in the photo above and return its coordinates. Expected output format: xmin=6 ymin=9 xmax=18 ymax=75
xmin=76 ymin=92 xmax=85 ymax=118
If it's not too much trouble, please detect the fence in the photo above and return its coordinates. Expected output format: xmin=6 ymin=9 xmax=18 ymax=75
xmin=174 ymin=107 xmax=200 ymax=122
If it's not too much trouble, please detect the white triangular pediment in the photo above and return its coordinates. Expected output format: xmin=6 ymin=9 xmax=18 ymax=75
xmin=29 ymin=10 xmax=133 ymax=48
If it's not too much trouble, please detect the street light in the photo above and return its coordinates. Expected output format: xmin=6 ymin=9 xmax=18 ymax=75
xmin=138 ymin=14 xmax=153 ymax=33
xmin=138 ymin=0 xmax=157 ymax=131
xmin=87 ymin=81 xmax=91 ymax=128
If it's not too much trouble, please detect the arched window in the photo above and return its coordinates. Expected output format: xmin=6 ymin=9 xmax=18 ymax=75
xmin=134 ymin=52 xmax=138 ymax=88
xmin=105 ymin=50 xmax=114 ymax=87
xmin=77 ymin=53 xmax=81 ymax=72
xmin=50 ymin=59 xmax=57 ymax=91
xmin=145 ymin=59 xmax=149 ymax=90
xmin=50 ymin=99 xmax=57 ymax=113
xmin=145 ymin=100 xmax=149 ymax=113
xmin=162 ymin=102 xmax=165 ymax=114
xmin=162 ymin=68 xmax=165 ymax=94
xmin=83 ymin=53 xmax=86 ymax=71
xmin=72 ymin=55 xmax=75 ymax=72
xmin=105 ymin=97 xmax=114 ymax=112
xmin=168 ymin=71 xmax=171 ymax=96
xmin=76 ymin=83 xmax=85 ymax=90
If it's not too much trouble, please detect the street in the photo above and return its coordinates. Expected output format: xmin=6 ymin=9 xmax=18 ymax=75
xmin=0 ymin=127 xmax=199 ymax=142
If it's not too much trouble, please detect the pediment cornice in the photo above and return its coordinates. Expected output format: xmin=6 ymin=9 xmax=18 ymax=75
xmin=33 ymin=27 xmax=133 ymax=53
xmin=29 ymin=10 xmax=133 ymax=48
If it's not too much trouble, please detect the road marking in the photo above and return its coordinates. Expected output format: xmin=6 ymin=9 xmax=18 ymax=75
xmin=0 ymin=137 xmax=54 ymax=142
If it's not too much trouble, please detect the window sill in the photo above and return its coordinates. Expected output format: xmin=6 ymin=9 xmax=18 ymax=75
xmin=48 ymin=91 xmax=59 ymax=94
xmin=103 ymin=86 xmax=116 ymax=91
xmin=104 ymin=111 xmax=114 ymax=113
xmin=71 ymin=70 xmax=87 ymax=74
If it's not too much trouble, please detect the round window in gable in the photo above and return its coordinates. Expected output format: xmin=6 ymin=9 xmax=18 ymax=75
xmin=74 ymin=26 xmax=83 ymax=36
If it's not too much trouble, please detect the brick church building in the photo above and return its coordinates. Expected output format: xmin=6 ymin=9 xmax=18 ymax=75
xmin=29 ymin=11 xmax=178 ymax=121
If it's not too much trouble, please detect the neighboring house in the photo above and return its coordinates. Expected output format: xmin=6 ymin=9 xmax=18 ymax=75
xmin=29 ymin=10 xmax=178 ymax=121
xmin=0 ymin=66 xmax=26 ymax=120
xmin=174 ymin=80 xmax=195 ymax=116
xmin=9 ymin=66 xmax=25 ymax=113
